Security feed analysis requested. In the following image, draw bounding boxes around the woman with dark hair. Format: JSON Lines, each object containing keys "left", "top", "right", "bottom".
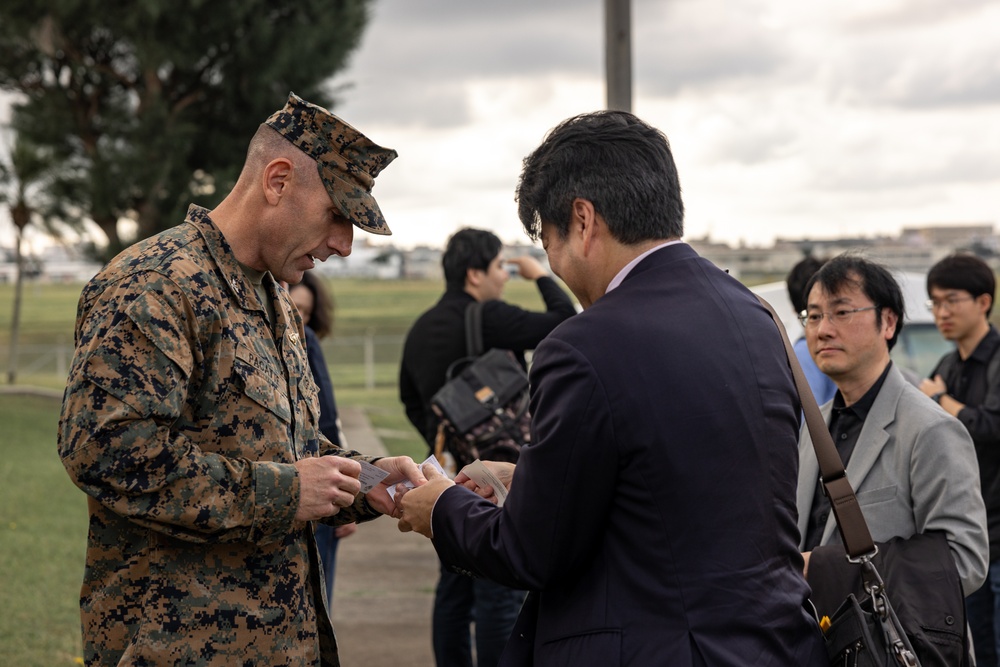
{"left": 289, "top": 271, "right": 357, "bottom": 612}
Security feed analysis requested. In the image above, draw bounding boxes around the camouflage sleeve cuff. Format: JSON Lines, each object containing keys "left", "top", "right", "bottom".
{"left": 249, "top": 461, "right": 299, "bottom": 544}
{"left": 356, "top": 493, "right": 382, "bottom": 524}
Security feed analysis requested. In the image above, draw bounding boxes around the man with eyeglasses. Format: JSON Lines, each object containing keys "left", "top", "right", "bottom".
{"left": 794, "top": 255, "right": 987, "bottom": 656}
{"left": 920, "top": 253, "right": 1000, "bottom": 666}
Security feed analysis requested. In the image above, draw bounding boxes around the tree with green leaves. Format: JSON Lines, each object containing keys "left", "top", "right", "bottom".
{"left": 0, "top": 132, "right": 82, "bottom": 383}
{"left": 0, "top": 0, "right": 373, "bottom": 256}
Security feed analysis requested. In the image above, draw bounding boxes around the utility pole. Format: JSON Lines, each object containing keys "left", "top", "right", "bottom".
{"left": 605, "top": 0, "right": 632, "bottom": 112}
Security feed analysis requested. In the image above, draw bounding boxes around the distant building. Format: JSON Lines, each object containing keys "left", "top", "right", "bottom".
{"left": 312, "top": 241, "right": 402, "bottom": 279}
{"left": 0, "top": 244, "right": 101, "bottom": 284}
{"left": 400, "top": 246, "right": 442, "bottom": 280}
{"left": 901, "top": 223, "right": 994, "bottom": 248}
{"left": 688, "top": 236, "right": 802, "bottom": 282}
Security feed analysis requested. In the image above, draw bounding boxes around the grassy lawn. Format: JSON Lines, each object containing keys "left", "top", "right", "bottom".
{"left": 0, "top": 394, "right": 87, "bottom": 667}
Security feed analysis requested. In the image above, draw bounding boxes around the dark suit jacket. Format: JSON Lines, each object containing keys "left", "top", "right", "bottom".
{"left": 431, "top": 243, "right": 827, "bottom": 666}
{"left": 399, "top": 277, "right": 575, "bottom": 446}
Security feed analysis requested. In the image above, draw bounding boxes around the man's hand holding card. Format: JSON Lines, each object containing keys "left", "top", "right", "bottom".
{"left": 455, "top": 461, "right": 515, "bottom": 506}
{"left": 359, "top": 456, "right": 427, "bottom": 517}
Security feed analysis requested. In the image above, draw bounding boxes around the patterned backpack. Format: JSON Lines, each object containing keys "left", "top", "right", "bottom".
{"left": 430, "top": 302, "right": 531, "bottom": 475}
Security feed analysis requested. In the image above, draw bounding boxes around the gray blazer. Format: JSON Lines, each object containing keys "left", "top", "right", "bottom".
{"left": 797, "top": 365, "right": 989, "bottom": 595}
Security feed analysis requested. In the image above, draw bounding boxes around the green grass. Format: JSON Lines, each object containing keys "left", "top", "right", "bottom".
{"left": 336, "top": 386, "right": 428, "bottom": 461}
{"left": 0, "top": 282, "right": 82, "bottom": 348}
{"left": 0, "top": 394, "right": 87, "bottom": 667}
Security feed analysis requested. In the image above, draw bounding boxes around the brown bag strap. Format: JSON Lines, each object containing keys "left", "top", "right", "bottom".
{"left": 755, "top": 294, "right": 877, "bottom": 559}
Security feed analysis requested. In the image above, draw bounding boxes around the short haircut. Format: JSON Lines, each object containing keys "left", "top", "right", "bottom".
{"left": 787, "top": 256, "right": 826, "bottom": 314}
{"left": 442, "top": 228, "right": 503, "bottom": 290}
{"left": 241, "top": 124, "right": 317, "bottom": 184}
{"left": 292, "top": 271, "right": 334, "bottom": 339}
{"left": 927, "top": 253, "right": 996, "bottom": 317}
{"left": 515, "top": 110, "right": 684, "bottom": 244}
{"left": 805, "top": 254, "right": 905, "bottom": 350}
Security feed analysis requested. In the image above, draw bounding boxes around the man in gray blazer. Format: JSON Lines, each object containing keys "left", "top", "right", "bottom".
{"left": 796, "top": 255, "right": 988, "bottom": 600}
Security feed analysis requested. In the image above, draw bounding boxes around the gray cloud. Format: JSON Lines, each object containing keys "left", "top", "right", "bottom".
{"left": 325, "top": 0, "right": 1000, "bottom": 250}
{"left": 329, "top": 0, "right": 604, "bottom": 127}
{"left": 329, "top": 78, "right": 474, "bottom": 129}
{"left": 634, "top": 0, "right": 790, "bottom": 96}
{"left": 707, "top": 124, "right": 799, "bottom": 166}
{"left": 812, "top": 145, "right": 1000, "bottom": 192}
{"left": 822, "top": 0, "right": 1000, "bottom": 109}
{"left": 833, "top": 47, "right": 1000, "bottom": 109}
{"left": 843, "top": 0, "right": 995, "bottom": 31}
{"left": 347, "top": 0, "right": 601, "bottom": 78}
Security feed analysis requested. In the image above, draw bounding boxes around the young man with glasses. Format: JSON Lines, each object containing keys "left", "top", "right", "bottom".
{"left": 921, "top": 253, "right": 1000, "bottom": 667}
{"left": 795, "top": 255, "right": 987, "bottom": 616}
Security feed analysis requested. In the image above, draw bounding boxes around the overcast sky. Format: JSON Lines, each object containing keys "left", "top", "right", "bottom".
{"left": 3, "top": 0, "right": 999, "bottom": 253}
{"left": 325, "top": 0, "right": 1000, "bottom": 250}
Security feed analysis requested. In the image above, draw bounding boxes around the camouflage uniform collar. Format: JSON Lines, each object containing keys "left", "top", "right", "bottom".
{"left": 184, "top": 204, "right": 264, "bottom": 313}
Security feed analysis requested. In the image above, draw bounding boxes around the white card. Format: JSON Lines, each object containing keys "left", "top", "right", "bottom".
{"left": 462, "top": 459, "right": 509, "bottom": 507}
{"left": 358, "top": 460, "right": 389, "bottom": 494}
{"left": 386, "top": 455, "right": 447, "bottom": 500}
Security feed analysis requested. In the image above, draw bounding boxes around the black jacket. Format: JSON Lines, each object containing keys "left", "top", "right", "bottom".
{"left": 931, "top": 326, "right": 1000, "bottom": 556}
{"left": 399, "top": 277, "right": 575, "bottom": 447}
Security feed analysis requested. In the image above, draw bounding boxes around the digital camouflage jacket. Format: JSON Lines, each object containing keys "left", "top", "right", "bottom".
{"left": 58, "top": 205, "right": 379, "bottom": 666}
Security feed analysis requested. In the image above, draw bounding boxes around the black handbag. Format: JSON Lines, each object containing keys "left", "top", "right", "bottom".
{"left": 430, "top": 302, "right": 531, "bottom": 472}
{"left": 758, "top": 296, "right": 924, "bottom": 667}
{"left": 809, "top": 532, "right": 966, "bottom": 667}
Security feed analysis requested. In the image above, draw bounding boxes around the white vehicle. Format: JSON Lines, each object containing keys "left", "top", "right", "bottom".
{"left": 752, "top": 271, "right": 953, "bottom": 380}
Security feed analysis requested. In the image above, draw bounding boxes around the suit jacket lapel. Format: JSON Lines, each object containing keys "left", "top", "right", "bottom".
{"left": 796, "top": 404, "right": 832, "bottom": 547}
{"left": 819, "top": 366, "right": 903, "bottom": 545}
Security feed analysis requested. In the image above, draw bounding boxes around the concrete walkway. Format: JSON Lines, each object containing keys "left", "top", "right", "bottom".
{"left": 332, "top": 406, "right": 439, "bottom": 666}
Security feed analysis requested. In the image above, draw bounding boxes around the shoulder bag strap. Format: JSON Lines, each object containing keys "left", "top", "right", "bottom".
{"left": 755, "top": 294, "right": 877, "bottom": 559}
{"left": 464, "top": 301, "right": 485, "bottom": 357}
{"left": 987, "top": 337, "right": 1000, "bottom": 387}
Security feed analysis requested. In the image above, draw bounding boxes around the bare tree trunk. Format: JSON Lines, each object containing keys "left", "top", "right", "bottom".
{"left": 7, "top": 225, "right": 24, "bottom": 384}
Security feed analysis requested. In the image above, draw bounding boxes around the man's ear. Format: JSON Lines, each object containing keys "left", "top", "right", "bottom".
{"left": 976, "top": 292, "right": 993, "bottom": 317}
{"left": 465, "top": 267, "right": 483, "bottom": 289}
{"left": 262, "top": 158, "right": 294, "bottom": 205}
{"left": 881, "top": 308, "right": 899, "bottom": 341}
{"left": 571, "top": 198, "right": 599, "bottom": 256}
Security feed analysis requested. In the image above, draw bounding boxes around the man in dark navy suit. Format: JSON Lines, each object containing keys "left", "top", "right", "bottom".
{"left": 396, "top": 111, "right": 827, "bottom": 666}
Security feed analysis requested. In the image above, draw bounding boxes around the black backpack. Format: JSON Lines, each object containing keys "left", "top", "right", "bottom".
{"left": 429, "top": 302, "right": 531, "bottom": 474}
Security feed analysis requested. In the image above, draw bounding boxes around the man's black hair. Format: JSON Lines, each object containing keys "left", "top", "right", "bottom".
{"left": 515, "top": 110, "right": 683, "bottom": 244}
{"left": 442, "top": 228, "right": 502, "bottom": 290}
{"left": 927, "top": 253, "right": 996, "bottom": 317}
{"left": 787, "top": 256, "right": 826, "bottom": 315}
{"left": 805, "top": 254, "right": 905, "bottom": 350}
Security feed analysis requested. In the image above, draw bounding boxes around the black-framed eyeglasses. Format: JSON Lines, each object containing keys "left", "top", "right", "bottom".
{"left": 798, "top": 306, "right": 879, "bottom": 329}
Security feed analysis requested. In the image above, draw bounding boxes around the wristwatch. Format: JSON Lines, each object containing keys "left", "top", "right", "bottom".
{"left": 931, "top": 392, "right": 945, "bottom": 404}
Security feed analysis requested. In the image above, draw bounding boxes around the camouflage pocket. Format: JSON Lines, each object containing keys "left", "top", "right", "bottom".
{"left": 81, "top": 309, "right": 188, "bottom": 419}
{"left": 231, "top": 346, "right": 292, "bottom": 424}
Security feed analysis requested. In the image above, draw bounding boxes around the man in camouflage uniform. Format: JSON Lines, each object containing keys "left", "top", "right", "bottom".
{"left": 58, "top": 93, "right": 423, "bottom": 666}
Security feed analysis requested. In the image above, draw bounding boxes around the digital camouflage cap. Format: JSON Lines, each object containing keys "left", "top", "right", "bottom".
{"left": 265, "top": 92, "right": 398, "bottom": 235}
